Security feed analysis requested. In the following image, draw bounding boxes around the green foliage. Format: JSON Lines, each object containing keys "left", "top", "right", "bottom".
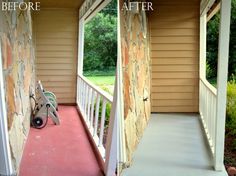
{"left": 84, "top": 69, "right": 115, "bottom": 77}
{"left": 105, "top": 103, "right": 112, "bottom": 126}
{"left": 83, "top": 0, "right": 117, "bottom": 72}
{"left": 86, "top": 76, "right": 115, "bottom": 86}
{"left": 94, "top": 100, "right": 112, "bottom": 127}
{"left": 226, "top": 78, "right": 236, "bottom": 140}
{"left": 206, "top": 0, "right": 236, "bottom": 81}
{"left": 101, "top": 0, "right": 117, "bottom": 16}
{"left": 229, "top": 0, "right": 236, "bottom": 78}
{"left": 206, "top": 12, "right": 220, "bottom": 80}
{"left": 86, "top": 75, "right": 115, "bottom": 95}
{"left": 206, "top": 62, "right": 215, "bottom": 79}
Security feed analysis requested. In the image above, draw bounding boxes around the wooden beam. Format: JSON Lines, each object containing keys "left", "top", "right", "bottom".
{"left": 207, "top": 2, "right": 220, "bottom": 21}
{"left": 200, "top": 0, "right": 216, "bottom": 16}
{"left": 214, "top": 0, "right": 231, "bottom": 171}
{"left": 85, "top": 0, "right": 112, "bottom": 23}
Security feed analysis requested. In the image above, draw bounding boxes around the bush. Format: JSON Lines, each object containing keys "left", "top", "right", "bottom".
{"left": 206, "top": 62, "right": 215, "bottom": 80}
{"left": 206, "top": 0, "right": 236, "bottom": 80}
{"left": 94, "top": 100, "right": 112, "bottom": 127}
{"left": 226, "top": 78, "right": 236, "bottom": 136}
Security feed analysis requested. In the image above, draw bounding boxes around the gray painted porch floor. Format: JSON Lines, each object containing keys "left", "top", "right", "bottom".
{"left": 122, "top": 113, "right": 227, "bottom": 176}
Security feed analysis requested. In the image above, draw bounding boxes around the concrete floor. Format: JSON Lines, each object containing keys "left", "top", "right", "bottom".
{"left": 19, "top": 106, "right": 103, "bottom": 176}
{"left": 122, "top": 113, "right": 228, "bottom": 176}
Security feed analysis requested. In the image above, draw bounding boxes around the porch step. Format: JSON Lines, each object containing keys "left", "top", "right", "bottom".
{"left": 19, "top": 106, "right": 103, "bottom": 176}
{"left": 122, "top": 113, "right": 228, "bottom": 176}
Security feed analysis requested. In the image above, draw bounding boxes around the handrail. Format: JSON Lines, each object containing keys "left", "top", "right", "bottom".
{"left": 199, "top": 78, "right": 217, "bottom": 156}
{"left": 76, "top": 74, "right": 114, "bottom": 160}
{"left": 200, "top": 78, "right": 217, "bottom": 95}
{"left": 78, "top": 74, "right": 113, "bottom": 103}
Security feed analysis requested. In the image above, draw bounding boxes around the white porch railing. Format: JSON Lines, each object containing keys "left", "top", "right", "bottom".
{"left": 77, "top": 74, "right": 113, "bottom": 159}
{"left": 199, "top": 78, "right": 217, "bottom": 155}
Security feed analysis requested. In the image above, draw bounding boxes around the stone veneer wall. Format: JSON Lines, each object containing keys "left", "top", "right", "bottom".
{"left": 0, "top": 6, "right": 35, "bottom": 173}
{"left": 120, "top": 0, "right": 151, "bottom": 166}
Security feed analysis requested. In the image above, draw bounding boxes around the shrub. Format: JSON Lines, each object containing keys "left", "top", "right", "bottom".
{"left": 206, "top": 62, "right": 215, "bottom": 80}
{"left": 93, "top": 100, "right": 112, "bottom": 127}
{"left": 226, "top": 78, "right": 236, "bottom": 137}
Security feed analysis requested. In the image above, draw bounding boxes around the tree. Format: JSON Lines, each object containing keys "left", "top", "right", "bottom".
{"left": 83, "top": 0, "right": 117, "bottom": 73}
{"left": 207, "top": 0, "right": 236, "bottom": 80}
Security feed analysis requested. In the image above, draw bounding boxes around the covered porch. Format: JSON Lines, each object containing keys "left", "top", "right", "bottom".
{"left": 119, "top": 0, "right": 231, "bottom": 175}
{"left": 123, "top": 114, "right": 228, "bottom": 176}
{"left": 19, "top": 106, "right": 104, "bottom": 176}
{"left": 27, "top": 0, "right": 118, "bottom": 175}
{"left": 0, "top": 0, "right": 117, "bottom": 176}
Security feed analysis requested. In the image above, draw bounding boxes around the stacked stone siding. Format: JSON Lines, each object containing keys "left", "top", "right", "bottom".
{"left": 0, "top": 6, "right": 35, "bottom": 173}
{"left": 120, "top": 0, "right": 151, "bottom": 165}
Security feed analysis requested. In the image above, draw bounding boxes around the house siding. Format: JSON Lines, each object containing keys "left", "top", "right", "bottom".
{"left": 34, "top": 9, "right": 78, "bottom": 104}
{"left": 150, "top": 0, "right": 200, "bottom": 112}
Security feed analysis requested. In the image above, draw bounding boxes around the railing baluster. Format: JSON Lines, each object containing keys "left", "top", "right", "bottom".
{"left": 206, "top": 90, "right": 209, "bottom": 134}
{"left": 84, "top": 85, "right": 89, "bottom": 121}
{"left": 99, "top": 98, "right": 107, "bottom": 147}
{"left": 90, "top": 91, "right": 96, "bottom": 130}
{"left": 80, "top": 78, "right": 83, "bottom": 107}
{"left": 87, "top": 87, "right": 92, "bottom": 125}
{"left": 76, "top": 75, "right": 113, "bottom": 160}
{"left": 200, "top": 81, "right": 202, "bottom": 115}
{"left": 199, "top": 78, "right": 217, "bottom": 157}
{"left": 213, "top": 98, "right": 216, "bottom": 151}
{"left": 83, "top": 83, "right": 86, "bottom": 115}
{"left": 210, "top": 94, "right": 214, "bottom": 146}
{"left": 82, "top": 81, "right": 85, "bottom": 112}
{"left": 94, "top": 94, "right": 101, "bottom": 137}
{"left": 77, "top": 77, "right": 79, "bottom": 104}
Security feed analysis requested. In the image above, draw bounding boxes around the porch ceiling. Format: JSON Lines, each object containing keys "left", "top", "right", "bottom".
{"left": 31, "top": 0, "right": 84, "bottom": 9}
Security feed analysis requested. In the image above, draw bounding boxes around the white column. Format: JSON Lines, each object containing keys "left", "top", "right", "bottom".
{"left": 78, "top": 18, "right": 85, "bottom": 76}
{"left": 0, "top": 43, "right": 14, "bottom": 175}
{"left": 199, "top": 14, "right": 207, "bottom": 80}
{"left": 214, "top": 0, "right": 231, "bottom": 171}
{"left": 105, "top": 77, "right": 118, "bottom": 176}
{"left": 117, "top": 0, "right": 127, "bottom": 167}
{"left": 76, "top": 17, "right": 85, "bottom": 107}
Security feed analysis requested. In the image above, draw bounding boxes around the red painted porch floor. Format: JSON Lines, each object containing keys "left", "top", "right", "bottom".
{"left": 19, "top": 106, "right": 103, "bottom": 176}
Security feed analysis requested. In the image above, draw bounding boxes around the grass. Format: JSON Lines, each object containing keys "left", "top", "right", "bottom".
{"left": 84, "top": 69, "right": 115, "bottom": 77}
{"left": 86, "top": 76, "right": 115, "bottom": 86}
{"left": 86, "top": 76, "right": 115, "bottom": 95}
{"left": 84, "top": 70, "right": 115, "bottom": 95}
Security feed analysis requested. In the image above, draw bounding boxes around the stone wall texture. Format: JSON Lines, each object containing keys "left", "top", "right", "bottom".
{"left": 0, "top": 6, "right": 35, "bottom": 173}
{"left": 120, "top": 0, "right": 151, "bottom": 166}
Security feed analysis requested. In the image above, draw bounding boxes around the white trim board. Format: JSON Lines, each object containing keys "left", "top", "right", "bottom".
{"left": 117, "top": 0, "right": 126, "bottom": 166}
{"left": 214, "top": 0, "right": 231, "bottom": 171}
{"left": 0, "top": 42, "right": 14, "bottom": 175}
{"left": 77, "top": 0, "right": 112, "bottom": 76}
{"left": 84, "top": 0, "right": 112, "bottom": 23}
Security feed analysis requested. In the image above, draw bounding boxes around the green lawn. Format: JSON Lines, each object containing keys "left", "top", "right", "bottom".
{"left": 86, "top": 76, "right": 115, "bottom": 95}
{"left": 86, "top": 76, "right": 115, "bottom": 86}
